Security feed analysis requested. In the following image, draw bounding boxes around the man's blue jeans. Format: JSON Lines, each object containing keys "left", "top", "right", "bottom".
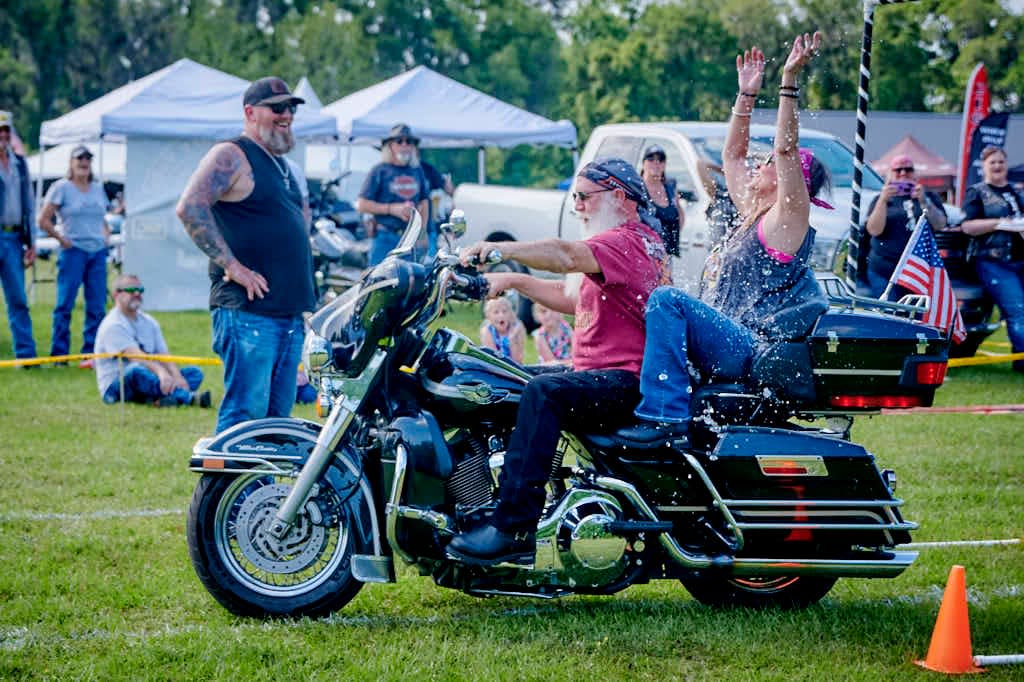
{"left": 0, "top": 233, "right": 36, "bottom": 359}
{"left": 211, "top": 308, "right": 304, "bottom": 433}
{"left": 635, "top": 286, "right": 757, "bottom": 423}
{"left": 369, "top": 229, "right": 401, "bottom": 266}
{"left": 976, "top": 257, "right": 1024, "bottom": 371}
{"left": 50, "top": 246, "right": 108, "bottom": 357}
{"left": 102, "top": 365, "right": 203, "bottom": 405}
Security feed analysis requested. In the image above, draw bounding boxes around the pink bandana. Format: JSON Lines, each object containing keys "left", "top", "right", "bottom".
{"left": 799, "top": 148, "right": 834, "bottom": 210}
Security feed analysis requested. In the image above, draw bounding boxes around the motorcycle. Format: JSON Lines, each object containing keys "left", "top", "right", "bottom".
{"left": 308, "top": 174, "right": 370, "bottom": 302}
{"left": 186, "top": 210, "right": 949, "bottom": 618}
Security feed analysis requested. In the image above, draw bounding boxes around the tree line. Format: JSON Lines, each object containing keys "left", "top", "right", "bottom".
{"left": 1, "top": 0, "right": 1021, "bottom": 187}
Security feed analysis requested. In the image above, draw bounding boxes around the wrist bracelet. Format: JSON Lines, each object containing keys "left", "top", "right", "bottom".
{"left": 779, "top": 84, "right": 799, "bottom": 91}
{"left": 740, "top": 92, "right": 757, "bottom": 98}
{"left": 731, "top": 108, "right": 752, "bottom": 118}
{"left": 779, "top": 92, "right": 799, "bottom": 99}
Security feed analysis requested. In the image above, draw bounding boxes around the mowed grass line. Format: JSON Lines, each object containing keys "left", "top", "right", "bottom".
{"left": 2, "top": 261, "right": 1022, "bottom": 680}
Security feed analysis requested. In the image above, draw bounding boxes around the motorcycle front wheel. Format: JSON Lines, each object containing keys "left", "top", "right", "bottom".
{"left": 186, "top": 471, "right": 366, "bottom": 618}
{"left": 680, "top": 574, "right": 837, "bottom": 609}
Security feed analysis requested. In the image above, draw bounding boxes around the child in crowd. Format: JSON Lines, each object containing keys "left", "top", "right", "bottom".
{"left": 531, "top": 302, "right": 573, "bottom": 365}
{"left": 479, "top": 296, "right": 525, "bottom": 363}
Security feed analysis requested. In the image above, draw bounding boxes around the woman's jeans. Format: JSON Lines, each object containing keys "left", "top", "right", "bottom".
{"left": 976, "top": 257, "right": 1024, "bottom": 371}
{"left": 211, "top": 308, "right": 304, "bottom": 433}
{"left": 635, "top": 286, "right": 757, "bottom": 423}
{"left": 50, "top": 246, "right": 108, "bottom": 357}
{"left": 102, "top": 365, "right": 203, "bottom": 405}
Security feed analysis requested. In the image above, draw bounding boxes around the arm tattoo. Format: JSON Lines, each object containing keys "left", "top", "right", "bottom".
{"left": 179, "top": 145, "right": 244, "bottom": 268}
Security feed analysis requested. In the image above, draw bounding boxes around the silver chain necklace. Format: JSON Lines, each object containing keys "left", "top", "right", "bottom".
{"left": 250, "top": 137, "right": 291, "bottom": 190}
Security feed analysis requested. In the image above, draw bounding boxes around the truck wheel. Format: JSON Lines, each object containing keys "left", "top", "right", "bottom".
{"left": 483, "top": 260, "right": 537, "bottom": 331}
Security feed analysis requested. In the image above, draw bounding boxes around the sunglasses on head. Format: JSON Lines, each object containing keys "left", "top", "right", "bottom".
{"left": 892, "top": 166, "right": 914, "bottom": 174}
{"left": 572, "top": 187, "right": 615, "bottom": 202}
{"left": 117, "top": 286, "right": 145, "bottom": 294}
{"left": 260, "top": 102, "right": 297, "bottom": 115}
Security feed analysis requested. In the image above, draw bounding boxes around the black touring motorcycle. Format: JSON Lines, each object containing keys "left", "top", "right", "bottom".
{"left": 186, "top": 211, "right": 950, "bottom": 618}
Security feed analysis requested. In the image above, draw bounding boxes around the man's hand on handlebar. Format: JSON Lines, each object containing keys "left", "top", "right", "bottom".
{"left": 482, "top": 272, "right": 518, "bottom": 299}
{"left": 459, "top": 240, "right": 504, "bottom": 268}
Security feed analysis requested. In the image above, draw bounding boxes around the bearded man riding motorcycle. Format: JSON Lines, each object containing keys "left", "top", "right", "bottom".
{"left": 447, "top": 158, "right": 672, "bottom": 566}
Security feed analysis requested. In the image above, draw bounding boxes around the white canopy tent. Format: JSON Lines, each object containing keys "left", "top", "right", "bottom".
{"left": 27, "top": 142, "right": 127, "bottom": 183}
{"left": 321, "top": 66, "right": 577, "bottom": 182}
{"left": 38, "top": 59, "right": 338, "bottom": 310}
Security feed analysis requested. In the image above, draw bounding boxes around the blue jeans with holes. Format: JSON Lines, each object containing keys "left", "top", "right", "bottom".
{"left": 50, "top": 246, "right": 108, "bottom": 357}
{"left": 0, "top": 233, "right": 36, "bottom": 359}
{"left": 211, "top": 308, "right": 304, "bottom": 433}
{"left": 634, "top": 286, "right": 757, "bottom": 423}
{"left": 976, "top": 257, "right": 1024, "bottom": 371}
{"left": 102, "top": 365, "right": 203, "bottom": 405}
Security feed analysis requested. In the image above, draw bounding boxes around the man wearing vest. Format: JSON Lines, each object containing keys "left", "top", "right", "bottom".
{"left": 0, "top": 110, "right": 37, "bottom": 364}
{"left": 176, "top": 78, "right": 316, "bottom": 433}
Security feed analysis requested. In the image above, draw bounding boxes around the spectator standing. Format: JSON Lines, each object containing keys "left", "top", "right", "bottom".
{"left": 640, "top": 144, "right": 686, "bottom": 255}
{"left": 0, "top": 110, "right": 37, "bottom": 363}
{"left": 94, "top": 273, "right": 210, "bottom": 408}
{"left": 415, "top": 144, "right": 455, "bottom": 258}
{"left": 176, "top": 77, "right": 316, "bottom": 432}
{"left": 960, "top": 146, "right": 1024, "bottom": 373}
{"left": 356, "top": 124, "right": 430, "bottom": 265}
{"left": 864, "top": 153, "right": 947, "bottom": 299}
{"left": 39, "top": 145, "right": 110, "bottom": 368}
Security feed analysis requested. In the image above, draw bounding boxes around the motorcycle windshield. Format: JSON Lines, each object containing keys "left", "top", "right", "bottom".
{"left": 307, "top": 284, "right": 362, "bottom": 342}
{"left": 389, "top": 210, "right": 423, "bottom": 260}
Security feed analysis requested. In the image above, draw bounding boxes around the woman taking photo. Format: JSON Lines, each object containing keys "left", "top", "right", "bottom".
{"left": 629, "top": 32, "right": 830, "bottom": 436}
{"left": 39, "top": 145, "right": 110, "bottom": 367}
{"left": 640, "top": 144, "right": 685, "bottom": 255}
{"left": 961, "top": 145, "right": 1024, "bottom": 373}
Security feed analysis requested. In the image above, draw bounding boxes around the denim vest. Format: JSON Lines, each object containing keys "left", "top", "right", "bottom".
{"left": 967, "top": 182, "right": 1024, "bottom": 263}
{"left": 0, "top": 152, "right": 34, "bottom": 247}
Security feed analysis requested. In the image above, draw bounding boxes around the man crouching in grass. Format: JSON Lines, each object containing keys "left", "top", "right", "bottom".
{"left": 93, "top": 273, "right": 211, "bottom": 408}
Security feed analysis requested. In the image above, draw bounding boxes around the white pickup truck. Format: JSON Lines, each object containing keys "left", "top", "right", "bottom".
{"left": 453, "top": 121, "right": 884, "bottom": 294}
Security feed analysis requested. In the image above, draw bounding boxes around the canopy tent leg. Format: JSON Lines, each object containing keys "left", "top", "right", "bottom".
{"left": 477, "top": 147, "right": 486, "bottom": 184}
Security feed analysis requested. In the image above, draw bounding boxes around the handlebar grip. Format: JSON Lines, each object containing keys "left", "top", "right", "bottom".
{"left": 466, "top": 249, "right": 503, "bottom": 266}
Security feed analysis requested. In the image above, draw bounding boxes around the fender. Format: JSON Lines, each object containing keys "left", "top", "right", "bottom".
{"left": 189, "top": 417, "right": 385, "bottom": 561}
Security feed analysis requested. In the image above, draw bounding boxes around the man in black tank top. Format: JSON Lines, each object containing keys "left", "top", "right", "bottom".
{"left": 176, "top": 77, "right": 316, "bottom": 433}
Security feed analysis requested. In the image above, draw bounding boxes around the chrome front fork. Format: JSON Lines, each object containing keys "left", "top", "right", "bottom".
{"left": 267, "top": 350, "right": 387, "bottom": 540}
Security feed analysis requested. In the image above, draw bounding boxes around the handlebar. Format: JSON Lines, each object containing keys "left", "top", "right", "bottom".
{"left": 463, "top": 248, "right": 503, "bottom": 266}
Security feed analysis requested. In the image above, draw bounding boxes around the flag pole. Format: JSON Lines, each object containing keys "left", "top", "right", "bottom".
{"left": 880, "top": 215, "right": 927, "bottom": 301}
{"left": 847, "top": 0, "right": 920, "bottom": 291}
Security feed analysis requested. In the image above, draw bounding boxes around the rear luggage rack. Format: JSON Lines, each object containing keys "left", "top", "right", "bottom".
{"left": 817, "top": 273, "right": 928, "bottom": 318}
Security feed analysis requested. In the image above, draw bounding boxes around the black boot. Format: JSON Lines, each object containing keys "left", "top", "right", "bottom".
{"left": 446, "top": 523, "right": 534, "bottom": 567}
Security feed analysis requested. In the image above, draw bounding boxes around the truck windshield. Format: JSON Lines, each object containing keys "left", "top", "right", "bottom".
{"left": 689, "top": 135, "right": 884, "bottom": 191}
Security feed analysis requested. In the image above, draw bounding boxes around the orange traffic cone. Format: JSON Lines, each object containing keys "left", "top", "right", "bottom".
{"left": 915, "top": 565, "right": 985, "bottom": 674}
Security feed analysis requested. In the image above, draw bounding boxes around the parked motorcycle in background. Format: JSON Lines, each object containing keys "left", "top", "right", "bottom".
{"left": 186, "top": 210, "right": 949, "bottom": 619}
{"left": 308, "top": 173, "right": 371, "bottom": 303}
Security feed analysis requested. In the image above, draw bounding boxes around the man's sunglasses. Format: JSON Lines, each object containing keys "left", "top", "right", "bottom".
{"left": 645, "top": 154, "right": 666, "bottom": 163}
{"left": 892, "top": 166, "right": 914, "bottom": 174}
{"left": 259, "top": 102, "right": 298, "bottom": 115}
{"left": 117, "top": 286, "right": 145, "bottom": 294}
{"left": 391, "top": 138, "right": 415, "bottom": 145}
{"left": 572, "top": 187, "right": 615, "bottom": 202}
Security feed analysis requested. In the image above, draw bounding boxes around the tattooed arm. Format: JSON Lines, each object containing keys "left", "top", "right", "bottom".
{"left": 176, "top": 142, "right": 268, "bottom": 300}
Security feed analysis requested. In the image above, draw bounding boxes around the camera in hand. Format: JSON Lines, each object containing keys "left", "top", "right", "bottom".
{"left": 893, "top": 181, "right": 915, "bottom": 197}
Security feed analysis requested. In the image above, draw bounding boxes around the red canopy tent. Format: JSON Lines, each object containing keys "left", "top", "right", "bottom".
{"left": 872, "top": 135, "right": 956, "bottom": 195}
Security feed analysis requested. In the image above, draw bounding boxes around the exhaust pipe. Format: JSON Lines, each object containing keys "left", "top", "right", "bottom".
{"left": 729, "top": 551, "right": 918, "bottom": 578}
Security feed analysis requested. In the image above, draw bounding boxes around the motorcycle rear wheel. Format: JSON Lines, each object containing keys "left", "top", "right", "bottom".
{"left": 680, "top": 574, "right": 837, "bottom": 609}
{"left": 186, "top": 471, "right": 365, "bottom": 618}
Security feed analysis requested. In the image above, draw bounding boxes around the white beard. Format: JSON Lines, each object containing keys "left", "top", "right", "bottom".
{"left": 565, "top": 195, "right": 623, "bottom": 300}
{"left": 257, "top": 123, "right": 295, "bottom": 155}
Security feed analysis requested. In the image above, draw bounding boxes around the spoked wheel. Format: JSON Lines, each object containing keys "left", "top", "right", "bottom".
{"left": 680, "top": 574, "right": 837, "bottom": 609}
{"left": 186, "top": 470, "right": 366, "bottom": 618}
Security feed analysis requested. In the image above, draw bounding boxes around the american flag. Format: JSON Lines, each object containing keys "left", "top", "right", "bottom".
{"left": 890, "top": 217, "right": 967, "bottom": 343}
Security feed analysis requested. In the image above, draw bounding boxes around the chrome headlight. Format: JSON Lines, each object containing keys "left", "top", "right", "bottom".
{"left": 302, "top": 331, "right": 331, "bottom": 389}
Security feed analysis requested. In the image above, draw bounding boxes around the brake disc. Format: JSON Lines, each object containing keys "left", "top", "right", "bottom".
{"left": 234, "top": 483, "right": 327, "bottom": 573}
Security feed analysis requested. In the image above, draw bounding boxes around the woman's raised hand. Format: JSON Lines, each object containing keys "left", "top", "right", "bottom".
{"left": 736, "top": 47, "right": 765, "bottom": 94}
{"left": 782, "top": 31, "right": 822, "bottom": 78}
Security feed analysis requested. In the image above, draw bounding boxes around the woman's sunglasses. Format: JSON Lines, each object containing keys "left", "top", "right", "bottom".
{"left": 892, "top": 166, "right": 914, "bottom": 174}
{"left": 645, "top": 154, "right": 666, "bottom": 163}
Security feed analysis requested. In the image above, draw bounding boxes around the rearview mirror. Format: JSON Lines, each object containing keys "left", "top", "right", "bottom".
{"left": 440, "top": 209, "right": 467, "bottom": 239}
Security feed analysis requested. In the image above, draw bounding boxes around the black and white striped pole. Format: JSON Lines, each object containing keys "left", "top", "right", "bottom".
{"left": 846, "top": 0, "right": 919, "bottom": 290}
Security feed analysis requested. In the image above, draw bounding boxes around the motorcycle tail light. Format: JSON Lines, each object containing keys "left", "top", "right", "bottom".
{"left": 915, "top": 361, "right": 948, "bottom": 385}
{"left": 831, "top": 395, "right": 922, "bottom": 409}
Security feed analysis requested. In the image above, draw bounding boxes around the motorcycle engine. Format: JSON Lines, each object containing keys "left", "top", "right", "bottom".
{"left": 534, "top": 487, "right": 630, "bottom": 589}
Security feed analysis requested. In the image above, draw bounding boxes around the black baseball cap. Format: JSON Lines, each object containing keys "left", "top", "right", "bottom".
{"left": 71, "top": 145, "right": 93, "bottom": 160}
{"left": 243, "top": 77, "right": 305, "bottom": 107}
{"left": 382, "top": 123, "right": 420, "bottom": 145}
{"left": 643, "top": 144, "right": 667, "bottom": 160}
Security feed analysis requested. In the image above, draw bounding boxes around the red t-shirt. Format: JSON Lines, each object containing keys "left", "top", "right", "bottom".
{"left": 573, "top": 222, "right": 671, "bottom": 374}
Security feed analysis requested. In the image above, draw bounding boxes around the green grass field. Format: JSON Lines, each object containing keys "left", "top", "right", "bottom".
{"left": 1, "top": 261, "right": 1021, "bottom": 680}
